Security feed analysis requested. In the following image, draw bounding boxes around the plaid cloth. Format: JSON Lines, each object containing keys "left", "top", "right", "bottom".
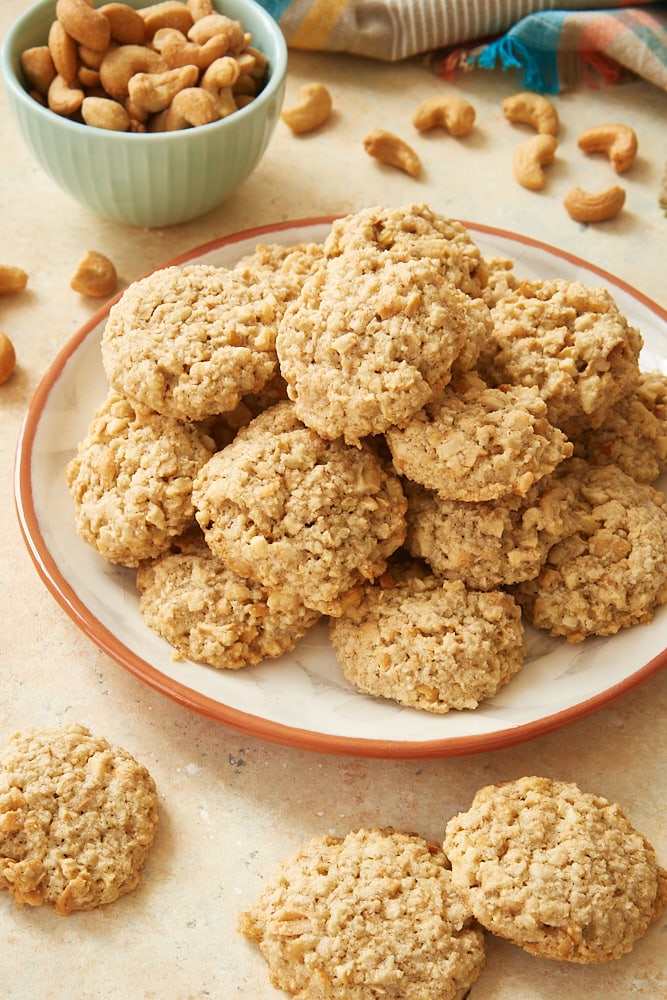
{"left": 258, "top": 1, "right": 667, "bottom": 92}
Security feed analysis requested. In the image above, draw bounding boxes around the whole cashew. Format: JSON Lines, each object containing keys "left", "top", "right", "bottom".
{"left": 512, "top": 134, "right": 558, "bottom": 190}
{"left": 99, "top": 44, "right": 166, "bottom": 99}
{"left": 48, "top": 19, "right": 79, "bottom": 85}
{"left": 152, "top": 27, "right": 229, "bottom": 70}
{"left": 127, "top": 65, "right": 200, "bottom": 119}
{"left": 81, "top": 95, "right": 131, "bottom": 130}
{"left": 55, "top": 0, "right": 112, "bottom": 53}
{"left": 164, "top": 87, "right": 220, "bottom": 129}
{"left": 363, "top": 128, "right": 421, "bottom": 177}
{"left": 412, "top": 95, "right": 475, "bottom": 137}
{"left": 187, "top": 0, "right": 214, "bottom": 18}
{"left": 0, "top": 332, "right": 16, "bottom": 386}
{"left": 577, "top": 123, "right": 638, "bottom": 174}
{"left": 563, "top": 185, "right": 626, "bottom": 223}
{"left": 70, "top": 250, "right": 118, "bottom": 297}
{"left": 139, "top": 1, "right": 194, "bottom": 40}
{"left": 201, "top": 56, "right": 242, "bottom": 91}
{"left": 502, "top": 92, "right": 559, "bottom": 136}
{"left": 0, "top": 265, "right": 28, "bottom": 295}
{"left": 47, "top": 73, "right": 84, "bottom": 116}
{"left": 280, "top": 82, "right": 332, "bottom": 134}
{"left": 187, "top": 13, "right": 246, "bottom": 55}
{"left": 20, "top": 46, "right": 56, "bottom": 97}
{"left": 99, "top": 3, "right": 146, "bottom": 45}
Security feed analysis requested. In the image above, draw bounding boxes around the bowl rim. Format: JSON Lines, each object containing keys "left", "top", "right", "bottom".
{"left": 0, "top": 0, "right": 288, "bottom": 141}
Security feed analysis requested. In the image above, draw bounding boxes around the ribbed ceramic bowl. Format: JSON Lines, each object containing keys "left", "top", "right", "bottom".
{"left": 1, "top": 0, "right": 287, "bottom": 227}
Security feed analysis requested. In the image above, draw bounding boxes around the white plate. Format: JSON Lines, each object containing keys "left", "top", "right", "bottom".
{"left": 14, "top": 218, "right": 667, "bottom": 758}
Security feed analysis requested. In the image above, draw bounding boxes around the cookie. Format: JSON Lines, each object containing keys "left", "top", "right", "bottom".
{"left": 386, "top": 371, "right": 572, "bottom": 501}
{"left": 136, "top": 533, "right": 321, "bottom": 669}
{"left": 276, "top": 248, "right": 491, "bottom": 445}
{"left": 65, "top": 390, "right": 215, "bottom": 567}
{"left": 234, "top": 241, "right": 324, "bottom": 314}
{"left": 404, "top": 474, "right": 575, "bottom": 590}
{"left": 101, "top": 264, "right": 280, "bottom": 421}
{"left": 444, "top": 776, "right": 667, "bottom": 963}
{"left": 238, "top": 826, "right": 486, "bottom": 1000}
{"left": 481, "top": 254, "right": 519, "bottom": 307}
{"left": 329, "top": 573, "right": 525, "bottom": 712}
{"left": 192, "top": 401, "right": 407, "bottom": 617}
{"left": 0, "top": 724, "right": 158, "bottom": 915}
{"left": 478, "top": 279, "right": 643, "bottom": 433}
{"left": 511, "top": 458, "right": 667, "bottom": 640}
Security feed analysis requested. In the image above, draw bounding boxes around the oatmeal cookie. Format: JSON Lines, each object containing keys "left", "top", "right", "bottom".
{"left": 136, "top": 534, "right": 321, "bottom": 669}
{"left": 0, "top": 724, "right": 158, "bottom": 915}
{"left": 386, "top": 371, "right": 572, "bottom": 501}
{"left": 478, "top": 279, "right": 643, "bottom": 433}
{"left": 234, "top": 241, "right": 324, "bottom": 314}
{"left": 329, "top": 574, "right": 525, "bottom": 713}
{"left": 481, "top": 255, "right": 519, "bottom": 307}
{"left": 238, "top": 826, "right": 486, "bottom": 1000}
{"left": 404, "top": 474, "right": 575, "bottom": 590}
{"left": 277, "top": 249, "right": 491, "bottom": 445}
{"left": 101, "top": 264, "right": 280, "bottom": 422}
{"left": 443, "top": 776, "right": 667, "bottom": 963}
{"left": 65, "top": 391, "right": 214, "bottom": 567}
{"left": 571, "top": 369, "right": 667, "bottom": 483}
{"left": 512, "top": 458, "right": 667, "bottom": 640}
{"left": 192, "top": 401, "right": 407, "bottom": 617}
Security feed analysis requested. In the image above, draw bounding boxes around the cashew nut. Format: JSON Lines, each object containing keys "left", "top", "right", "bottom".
{"left": 20, "top": 46, "right": 56, "bottom": 97}
{"left": 81, "top": 95, "right": 131, "bottom": 130}
{"left": 502, "top": 91, "right": 559, "bottom": 136}
{"left": 99, "top": 3, "right": 146, "bottom": 45}
{"left": 152, "top": 26, "right": 229, "bottom": 70}
{"left": 0, "top": 332, "right": 16, "bottom": 386}
{"left": 0, "top": 265, "right": 28, "bottom": 295}
{"left": 577, "top": 123, "right": 638, "bottom": 174}
{"left": 187, "top": 13, "right": 246, "bottom": 55}
{"left": 412, "top": 95, "right": 475, "bottom": 137}
{"left": 280, "top": 83, "right": 332, "bottom": 134}
{"left": 70, "top": 250, "right": 118, "bottom": 298}
{"left": 55, "top": 0, "right": 112, "bottom": 53}
{"left": 363, "top": 128, "right": 421, "bottom": 177}
{"left": 512, "top": 134, "right": 557, "bottom": 190}
{"left": 164, "top": 87, "right": 220, "bottom": 129}
{"left": 99, "top": 44, "right": 166, "bottom": 100}
{"left": 48, "top": 19, "right": 79, "bottom": 84}
{"left": 139, "top": 0, "right": 194, "bottom": 40}
{"left": 48, "top": 73, "right": 85, "bottom": 116}
{"left": 563, "top": 184, "right": 626, "bottom": 223}
{"left": 127, "top": 65, "right": 200, "bottom": 119}
{"left": 187, "top": 0, "right": 214, "bottom": 18}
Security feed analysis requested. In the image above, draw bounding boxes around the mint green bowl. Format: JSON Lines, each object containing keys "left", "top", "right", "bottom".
{"left": 1, "top": 0, "right": 287, "bottom": 227}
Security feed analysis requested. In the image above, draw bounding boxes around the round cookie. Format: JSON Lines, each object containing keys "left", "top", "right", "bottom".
{"left": 234, "top": 241, "right": 324, "bottom": 314}
{"left": 192, "top": 401, "right": 407, "bottom": 617}
{"left": 404, "top": 474, "right": 575, "bottom": 590}
{"left": 101, "top": 264, "right": 280, "bottom": 421}
{"left": 136, "top": 534, "right": 321, "bottom": 669}
{"left": 512, "top": 458, "right": 667, "bottom": 640}
{"left": 276, "top": 249, "right": 491, "bottom": 445}
{"left": 443, "top": 776, "right": 667, "bottom": 964}
{"left": 329, "top": 573, "right": 525, "bottom": 713}
{"left": 65, "top": 391, "right": 215, "bottom": 567}
{"left": 238, "top": 826, "right": 486, "bottom": 1000}
{"left": 386, "top": 371, "right": 572, "bottom": 501}
{"left": 478, "top": 278, "right": 643, "bottom": 434}
{"left": 0, "top": 724, "right": 158, "bottom": 915}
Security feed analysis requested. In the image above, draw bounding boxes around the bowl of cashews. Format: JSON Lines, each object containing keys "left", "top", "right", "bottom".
{"left": 1, "top": 0, "right": 287, "bottom": 227}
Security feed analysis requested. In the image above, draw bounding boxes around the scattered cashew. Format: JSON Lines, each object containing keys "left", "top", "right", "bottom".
{"left": 81, "top": 95, "right": 131, "bottom": 131}
{"left": 70, "top": 250, "right": 118, "bottom": 298}
{"left": 281, "top": 83, "right": 332, "bottom": 134}
{"left": 363, "top": 128, "right": 421, "bottom": 177}
{"left": 0, "top": 332, "right": 16, "bottom": 386}
{"left": 55, "top": 0, "right": 111, "bottom": 53}
{"left": 512, "top": 134, "right": 558, "bottom": 191}
{"left": 20, "top": 46, "right": 56, "bottom": 97}
{"left": 412, "top": 95, "right": 475, "bottom": 137}
{"left": 577, "top": 123, "right": 638, "bottom": 174}
{"left": 164, "top": 87, "right": 220, "bottom": 129}
{"left": 563, "top": 184, "right": 626, "bottom": 223}
{"left": 502, "top": 92, "right": 559, "bottom": 136}
{"left": 99, "top": 3, "right": 147, "bottom": 45}
{"left": 0, "top": 265, "right": 28, "bottom": 295}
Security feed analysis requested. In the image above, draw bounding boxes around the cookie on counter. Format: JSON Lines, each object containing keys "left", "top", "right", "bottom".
{"left": 329, "top": 572, "right": 525, "bottom": 713}
{"left": 238, "top": 826, "right": 486, "bottom": 1000}
{"left": 478, "top": 278, "right": 643, "bottom": 434}
{"left": 0, "top": 724, "right": 158, "bottom": 915}
{"left": 512, "top": 458, "right": 667, "bottom": 640}
{"left": 65, "top": 390, "right": 215, "bottom": 567}
{"left": 404, "top": 474, "right": 575, "bottom": 590}
{"left": 101, "top": 264, "right": 281, "bottom": 422}
{"left": 443, "top": 776, "right": 667, "bottom": 964}
{"left": 136, "top": 532, "right": 321, "bottom": 669}
{"left": 192, "top": 401, "right": 407, "bottom": 617}
{"left": 386, "top": 371, "right": 572, "bottom": 501}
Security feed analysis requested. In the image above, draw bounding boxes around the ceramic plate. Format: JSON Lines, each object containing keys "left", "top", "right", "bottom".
{"left": 14, "top": 218, "right": 667, "bottom": 758}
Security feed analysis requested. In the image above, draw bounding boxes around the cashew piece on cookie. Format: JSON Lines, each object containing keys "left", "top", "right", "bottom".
{"left": 363, "top": 129, "right": 421, "bottom": 177}
{"left": 412, "top": 95, "right": 475, "bottom": 137}
{"left": 512, "top": 134, "right": 557, "bottom": 190}
{"left": 503, "top": 92, "right": 559, "bottom": 135}
{"left": 281, "top": 83, "right": 332, "bottom": 134}
{"left": 577, "top": 123, "right": 638, "bottom": 174}
{"left": 563, "top": 185, "right": 626, "bottom": 223}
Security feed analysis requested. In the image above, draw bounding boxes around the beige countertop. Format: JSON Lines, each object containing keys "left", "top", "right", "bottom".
{"left": 1, "top": 2, "right": 667, "bottom": 996}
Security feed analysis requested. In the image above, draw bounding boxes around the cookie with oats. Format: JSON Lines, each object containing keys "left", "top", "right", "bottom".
{"left": 444, "top": 776, "right": 667, "bottom": 964}
{"left": 512, "top": 458, "right": 667, "bottom": 640}
{"left": 65, "top": 390, "right": 215, "bottom": 567}
{"left": 136, "top": 533, "right": 321, "bottom": 669}
{"left": 404, "top": 474, "right": 575, "bottom": 591}
{"left": 329, "top": 573, "right": 525, "bottom": 713}
{"left": 0, "top": 724, "right": 158, "bottom": 915}
{"left": 101, "top": 264, "right": 280, "bottom": 422}
{"left": 386, "top": 371, "right": 572, "bottom": 501}
{"left": 234, "top": 241, "right": 324, "bottom": 314}
{"left": 238, "top": 826, "right": 486, "bottom": 1000}
{"left": 479, "top": 278, "right": 643, "bottom": 434}
{"left": 192, "top": 401, "right": 407, "bottom": 617}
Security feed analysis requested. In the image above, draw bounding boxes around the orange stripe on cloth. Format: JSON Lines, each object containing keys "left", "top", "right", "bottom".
{"left": 289, "top": 0, "right": 352, "bottom": 49}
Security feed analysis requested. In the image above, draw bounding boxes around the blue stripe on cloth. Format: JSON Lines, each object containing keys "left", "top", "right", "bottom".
{"left": 255, "top": 0, "right": 292, "bottom": 19}
{"left": 476, "top": 12, "right": 570, "bottom": 93}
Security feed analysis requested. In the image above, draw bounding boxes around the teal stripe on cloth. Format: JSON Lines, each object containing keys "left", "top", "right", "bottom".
{"left": 255, "top": 0, "right": 292, "bottom": 19}
{"left": 476, "top": 12, "right": 570, "bottom": 92}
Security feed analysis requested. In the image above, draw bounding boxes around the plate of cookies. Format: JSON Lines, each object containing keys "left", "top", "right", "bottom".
{"left": 15, "top": 204, "right": 667, "bottom": 758}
